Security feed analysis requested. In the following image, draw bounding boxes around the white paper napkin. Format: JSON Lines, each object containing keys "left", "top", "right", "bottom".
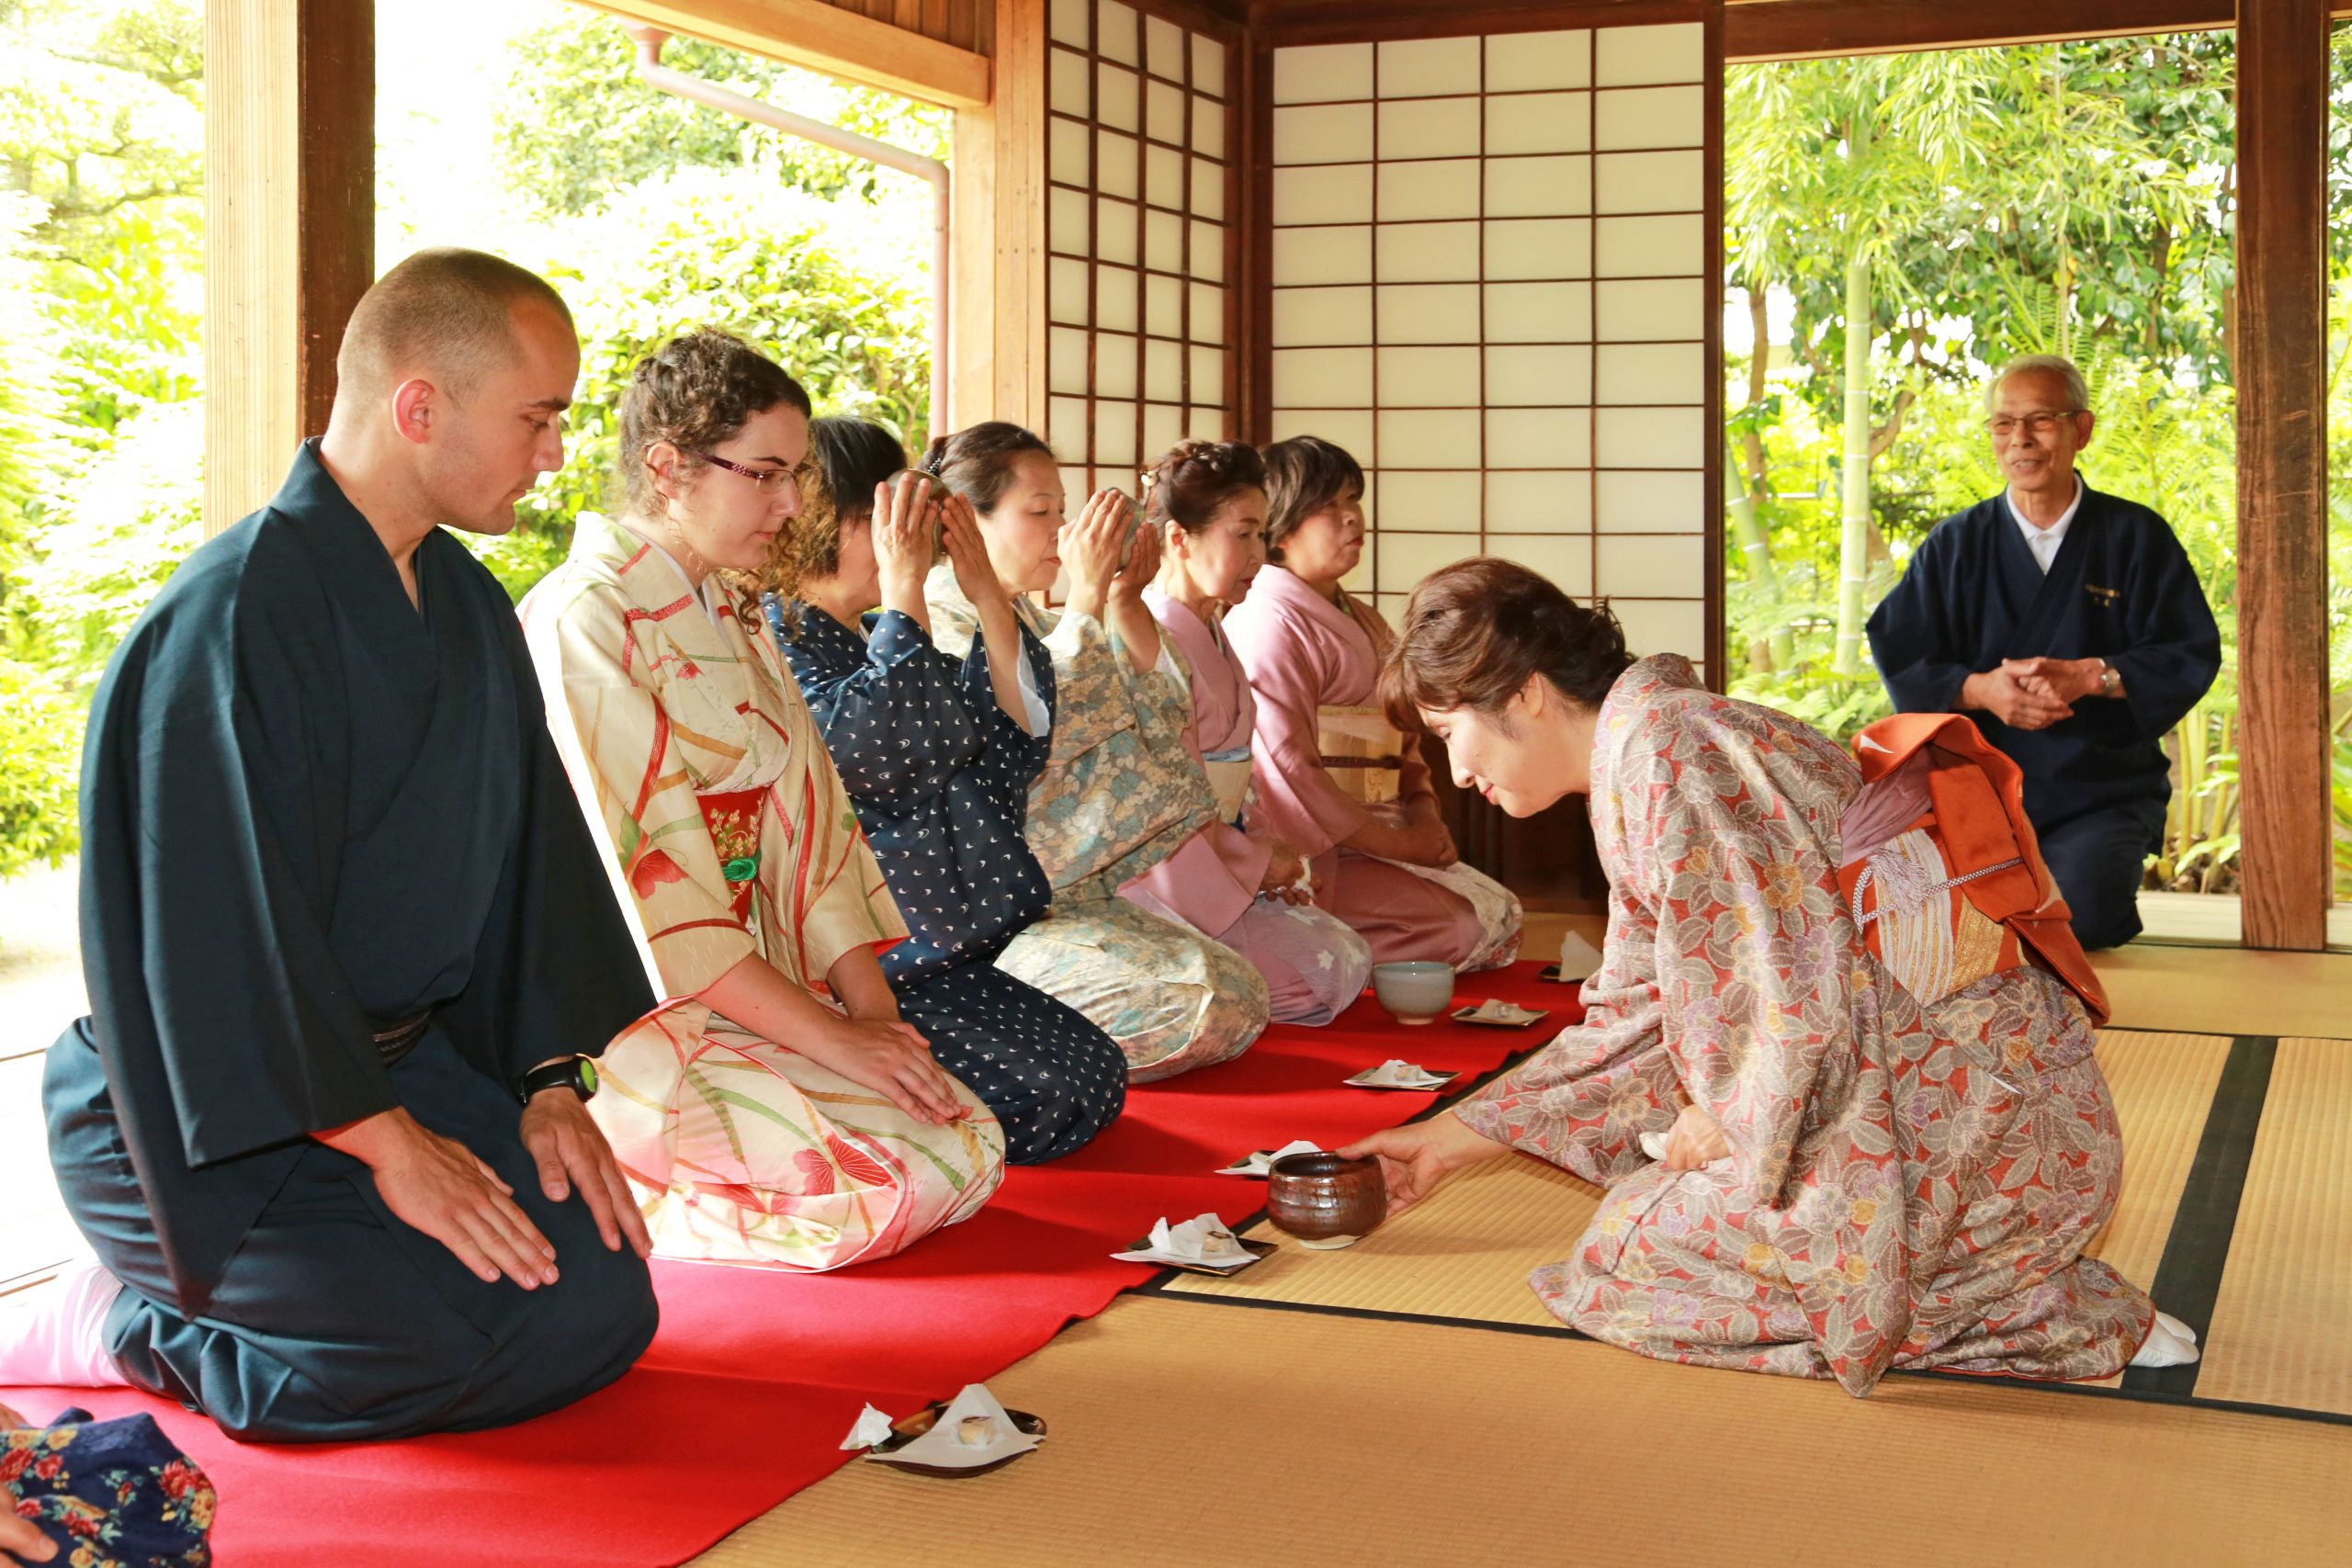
{"left": 1458, "top": 998, "right": 1543, "bottom": 1025}
{"left": 865, "top": 1382, "right": 1040, "bottom": 1469}
{"left": 1216, "top": 1138, "right": 1321, "bottom": 1176}
{"left": 1639, "top": 1131, "right": 1731, "bottom": 1172}
{"left": 839, "top": 1403, "right": 897, "bottom": 1450}
{"left": 1110, "top": 1212, "right": 1261, "bottom": 1269}
{"left": 1556, "top": 929, "right": 1603, "bottom": 980}
{"left": 1347, "top": 1057, "right": 1451, "bottom": 1089}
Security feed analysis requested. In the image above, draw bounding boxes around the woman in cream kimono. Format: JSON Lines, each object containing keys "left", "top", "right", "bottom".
{"left": 520, "top": 333, "right": 1002, "bottom": 1269}
{"left": 1343, "top": 558, "right": 2201, "bottom": 1389}
{"left": 1120, "top": 440, "right": 1373, "bottom": 1024}
{"left": 1223, "top": 435, "right": 1521, "bottom": 972}
{"left": 920, "top": 422, "right": 1271, "bottom": 1081}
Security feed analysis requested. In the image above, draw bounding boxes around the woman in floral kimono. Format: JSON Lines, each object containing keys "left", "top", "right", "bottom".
{"left": 1223, "top": 436, "right": 1521, "bottom": 973}
{"left": 1120, "top": 440, "right": 1373, "bottom": 1024}
{"left": 1342, "top": 558, "right": 2201, "bottom": 1389}
{"left": 520, "top": 333, "right": 1003, "bottom": 1269}
{"left": 921, "top": 423, "right": 1270, "bottom": 1081}
{"left": 768, "top": 417, "right": 1127, "bottom": 1161}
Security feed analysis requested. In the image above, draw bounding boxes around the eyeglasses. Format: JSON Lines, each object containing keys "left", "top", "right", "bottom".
{"left": 698, "top": 451, "right": 804, "bottom": 496}
{"left": 1984, "top": 412, "right": 2083, "bottom": 439}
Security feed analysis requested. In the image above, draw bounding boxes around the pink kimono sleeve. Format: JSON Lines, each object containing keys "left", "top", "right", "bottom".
{"left": 1224, "top": 601, "right": 1374, "bottom": 859}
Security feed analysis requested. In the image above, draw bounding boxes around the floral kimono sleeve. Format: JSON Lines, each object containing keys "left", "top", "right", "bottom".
{"left": 762, "top": 721, "right": 906, "bottom": 992}
{"left": 527, "top": 578, "right": 757, "bottom": 1000}
{"left": 1453, "top": 874, "right": 1680, "bottom": 1187}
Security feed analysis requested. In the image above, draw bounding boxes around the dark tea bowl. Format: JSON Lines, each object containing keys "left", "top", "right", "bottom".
{"left": 1265, "top": 1151, "right": 1387, "bottom": 1248}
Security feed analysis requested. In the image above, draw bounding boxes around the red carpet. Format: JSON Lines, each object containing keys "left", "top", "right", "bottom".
{"left": 4, "top": 963, "right": 1577, "bottom": 1566}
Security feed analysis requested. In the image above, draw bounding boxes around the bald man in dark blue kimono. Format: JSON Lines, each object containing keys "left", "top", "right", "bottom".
{"left": 1867, "top": 355, "right": 2220, "bottom": 950}
{"left": 8, "top": 250, "right": 661, "bottom": 1441}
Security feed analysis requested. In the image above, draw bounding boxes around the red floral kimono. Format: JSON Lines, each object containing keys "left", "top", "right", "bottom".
{"left": 1456, "top": 656, "right": 2152, "bottom": 1393}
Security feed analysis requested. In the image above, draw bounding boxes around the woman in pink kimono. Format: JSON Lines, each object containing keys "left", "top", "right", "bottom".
{"left": 1223, "top": 435, "right": 1521, "bottom": 972}
{"left": 1342, "top": 558, "right": 2202, "bottom": 1390}
{"left": 1120, "top": 441, "right": 1374, "bottom": 1024}
{"left": 521, "top": 333, "right": 1003, "bottom": 1270}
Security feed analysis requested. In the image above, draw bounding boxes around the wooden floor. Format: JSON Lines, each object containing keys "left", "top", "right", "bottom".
{"left": 700, "top": 942, "right": 2352, "bottom": 1568}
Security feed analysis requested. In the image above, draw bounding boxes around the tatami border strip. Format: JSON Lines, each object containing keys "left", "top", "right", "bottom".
{"left": 2123, "top": 1034, "right": 2278, "bottom": 1399}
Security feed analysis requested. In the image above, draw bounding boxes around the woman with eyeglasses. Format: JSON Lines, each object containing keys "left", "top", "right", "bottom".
{"left": 765, "top": 416, "right": 1127, "bottom": 1161}
{"left": 519, "top": 332, "right": 1003, "bottom": 1269}
{"left": 917, "top": 421, "right": 1272, "bottom": 1082}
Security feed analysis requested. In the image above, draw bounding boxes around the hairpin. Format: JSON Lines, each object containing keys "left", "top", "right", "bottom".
{"left": 922, "top": 449, "right": 947, "bottom": 478}
{"left": 1138, "top": 468, "right": 1159, "bottom": 494}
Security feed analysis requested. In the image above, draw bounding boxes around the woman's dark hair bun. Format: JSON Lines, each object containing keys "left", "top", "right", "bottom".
{"left": 1379, "top": 557, "right": 1634, "bottom": 728}
{"left": 1143, "top": 439, "right": 1266, "bottom": 534}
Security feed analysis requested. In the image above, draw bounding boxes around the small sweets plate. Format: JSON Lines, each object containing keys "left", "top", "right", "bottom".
{"left": 1216, "top": 1138, "right": 1322, "bottom": 1177}
{"left": 1451, "top": 998, "right": 1549, "bottom": 1029}
{"left": 1344, "top": 1059, "right": 1457, "bottom": 1090}
{"left": 865, "top": 1401, "right": 1047, "bottom": 1479}
{"left": 1112, "top": 1213, "right": 1274, "bottom": 1274}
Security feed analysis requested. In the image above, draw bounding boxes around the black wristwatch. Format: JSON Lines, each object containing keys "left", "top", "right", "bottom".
{"left": 517, "top": 1056, "right": 598, "bottom": 1107}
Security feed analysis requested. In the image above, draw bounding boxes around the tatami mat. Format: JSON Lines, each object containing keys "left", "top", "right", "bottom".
{"left": 2090, "top": 945, "right": 2352, "bottom": 1039}
{"left": 2083, "top": 1032, "right": 2233, "bottom": 1294}
{"left": 1164, "top": 1146, "right": 1595, "bottom": 1326}
{"left": 711, "top": 1293, "right": 2352, "bottom": 1568}
{"left": 2195, "top": 1039, "right": 2352, "bottom": 1416}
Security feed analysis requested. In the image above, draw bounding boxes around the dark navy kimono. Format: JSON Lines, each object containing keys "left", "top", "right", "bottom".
{"left": 1866, "top": 481, "right": 2220, "bottom": 948}
{"left": 774, "top": 602, "right": 1125, "bottom": 1162}
{"left": 44, "top": 444, "right": 659, "bottom": 1442}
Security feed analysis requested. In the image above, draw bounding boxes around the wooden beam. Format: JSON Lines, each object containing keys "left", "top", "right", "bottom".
{"left": 1724, "top": 0, "right": 2231, "bottom": 61}
{"left": 586, "top": 0, "right": 991, "bottom": 107}
{"left": 2235, "top": 0, "right": 2334, "bottom": 951}
{"left": 1238, "top": 30, "right": 1273, "bottom": 444}
{"left": 203, "top": 0, "right": 373, "bottom": 538}
{"left": 1255, "top": 0, "right": 1706, "bottom": 48}
{"left": 948, "top": 0, "right": 1047, "bottom": 430}
{"left": 1702, "top": 0, "right": 1727, "bottom": 687}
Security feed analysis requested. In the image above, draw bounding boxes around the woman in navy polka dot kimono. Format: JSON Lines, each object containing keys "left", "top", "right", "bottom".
{"left": 767, "top": 418, "right": 1127, "bottom": 1161}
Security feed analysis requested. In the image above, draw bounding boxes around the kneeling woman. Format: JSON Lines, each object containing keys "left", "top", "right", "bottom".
{"left": 770, "top": 417, "right": 1127, "bottom": 1160}
{"left": 1223, "top": 435, "right": 1521, "bottom": 973}
{"left": 521, "top": 333, "right": 1003, "bottom": 1269}
{"left": 1120, "top": 440, "right": 1373, "bottom": 1024}
{"left": 922, "top": 423, "right": 1272, "bottom": 1081}
{"left": 1344, "top": 559, "right": 2198, "bottom": 1389}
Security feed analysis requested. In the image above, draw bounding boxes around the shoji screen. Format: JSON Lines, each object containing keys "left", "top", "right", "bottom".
{"left": 1266, "top": 22, "right": 1711, "bottom": 671}
{"left": 1044, "top": 0, "right": 1238, "bottom": 504}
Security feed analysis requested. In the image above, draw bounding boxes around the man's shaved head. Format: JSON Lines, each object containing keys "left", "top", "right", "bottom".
{"left": 336, "top": 246, "right": 574, "bottom": 405}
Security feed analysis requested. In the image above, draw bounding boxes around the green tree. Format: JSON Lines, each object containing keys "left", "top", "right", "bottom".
{"left": 493, "top": 15, "right": 948, "bottom": 221}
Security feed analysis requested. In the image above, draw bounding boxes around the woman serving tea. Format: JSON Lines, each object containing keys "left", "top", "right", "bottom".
{"left": 1340, "top": 558, "right": 2199, "bottom": 1392}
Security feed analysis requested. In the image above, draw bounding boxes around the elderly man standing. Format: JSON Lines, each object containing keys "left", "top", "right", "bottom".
{"left": 1866, "top": 355, "right": 2220, "bottom": 951}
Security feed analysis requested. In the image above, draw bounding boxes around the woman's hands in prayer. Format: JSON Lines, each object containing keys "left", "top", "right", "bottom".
{"left": 1338, "top": 1111, "right": 1508, "bottom": 1215}
{"left": 945, "top": 496, "right": 1035, "bottom": 731}
{"left": 519, "top": 1087, "right": 653, "bottom": 1259}
{"left": 1058, "top": 490, "right": 1131, "bottom": 625}
{"left": 1104, "top": 509, "right": 1166, "bottom": 673}
{"left": 1258, "top": 839, "right": 1310, "bottom": 902}
{"left": 870, "top": 471, "right": 942, "bottom": 632}
{"left": 317, "top": 1108, "right": 561, "bottom": 1291}
{"left": 0, "top": 1403, "right": 58, "bottom": 1562}
{"left": 1661, "top": 1103, "right": 1732, "bottom": 1170}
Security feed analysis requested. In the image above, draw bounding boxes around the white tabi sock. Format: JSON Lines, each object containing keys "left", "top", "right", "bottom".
{"left": 2127, "top": 1309, "right": 2202, "bottom": 1370}
{"left": 0, "top": 1258, "right": 131, "bottom": 1389}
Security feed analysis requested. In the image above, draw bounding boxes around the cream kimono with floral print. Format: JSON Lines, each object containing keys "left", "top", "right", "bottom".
{"left": 522, "top": 513, "right": 1002, "bottom": 1270}
{"left": 1456, "top": 656, "right": 2149, "bottom": 1391}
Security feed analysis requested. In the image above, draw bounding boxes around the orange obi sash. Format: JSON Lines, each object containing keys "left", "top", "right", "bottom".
{"left": 1839, "top": 714, "right": 2109, "bottom": 1028}
{"left": 696, "top": 787, "right": 766, "bottom": 926}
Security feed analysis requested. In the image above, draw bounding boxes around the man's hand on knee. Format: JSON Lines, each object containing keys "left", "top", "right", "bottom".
{"left": 519, "top": 1092, "right": 653, "bottom": 1259}
{"left": 317, "top": 1109, "right": 560, "bottom": 1290}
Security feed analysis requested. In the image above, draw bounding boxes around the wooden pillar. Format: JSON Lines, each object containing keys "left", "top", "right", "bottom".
{"left": 203, "top": 1, "right": 374, "bottom": 537}
{"left": 949, "top": 0, "right": 1048, "bottom": 433}
{"left": 2234, "top": 0, "right": 2333, "bottom": 951}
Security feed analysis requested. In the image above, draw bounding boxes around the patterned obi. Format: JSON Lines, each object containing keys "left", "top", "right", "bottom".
{"left": 697, "top": 786, "right": 766, "bottom": 926}
{"left": 1838, "top": 715, "right": 2108, "bottom": 1025}
{"left": 1317, "top": 704, "right": 1404, "bottom": 805}
{"left": 1201, "top": 747, "right": 1253, "bottom": 824}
